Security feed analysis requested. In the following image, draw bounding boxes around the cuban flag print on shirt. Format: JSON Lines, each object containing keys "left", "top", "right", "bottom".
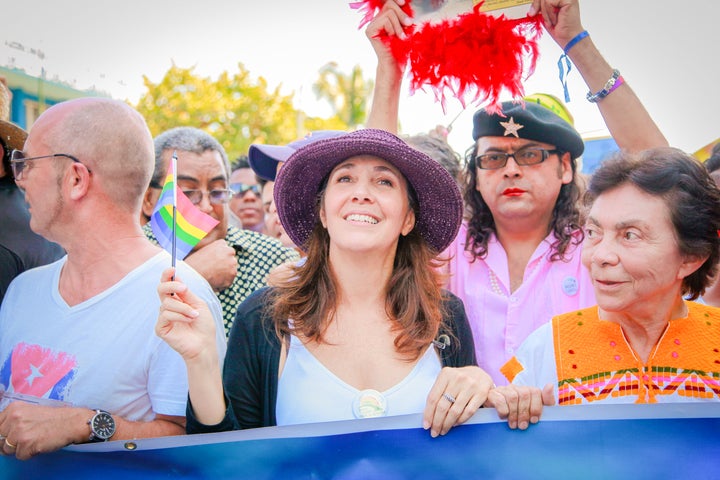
{"left": 0, "top": 342, "right": 77, "bottom": 404}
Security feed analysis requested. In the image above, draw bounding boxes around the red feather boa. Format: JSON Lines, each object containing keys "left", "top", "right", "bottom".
{"left": 350, "top": 0, "right": 543, "bottom": 114}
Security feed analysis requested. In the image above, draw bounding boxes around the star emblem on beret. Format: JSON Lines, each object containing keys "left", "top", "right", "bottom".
{"left": 500, "top": 117, "right": 524, "bottom": 138}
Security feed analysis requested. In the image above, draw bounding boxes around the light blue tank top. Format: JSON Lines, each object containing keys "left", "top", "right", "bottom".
{"left": 276, "top": 335, "right": 442, "bottom": 425}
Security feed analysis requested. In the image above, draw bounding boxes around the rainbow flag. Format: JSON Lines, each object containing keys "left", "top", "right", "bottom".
{"left": 150, "top": 155, "right": 219, "bottom": 260}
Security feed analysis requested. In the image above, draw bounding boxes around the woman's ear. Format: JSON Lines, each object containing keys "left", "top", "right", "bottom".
{"left": 678, "top": 254, "right": 709, "bottom": 281}
{"left": 401, "top": 209, "right": 416, "bottom": 236}
{"left": 319, "top": 203, "right": 327, "bottom": 229}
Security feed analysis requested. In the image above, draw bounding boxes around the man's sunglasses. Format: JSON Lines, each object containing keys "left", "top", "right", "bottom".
{"left": 229, "top": 183, "right": 261, "bottom": 197}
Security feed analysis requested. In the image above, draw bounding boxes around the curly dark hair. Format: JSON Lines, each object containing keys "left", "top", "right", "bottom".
{"left": 703, "top": 142, "right": 720, "bottom": 173}
{"left": 461, "top": 145, "right": 584, "bottom": 262}
{"left": 585, "top": 147, "right": 720, "bottom": 299}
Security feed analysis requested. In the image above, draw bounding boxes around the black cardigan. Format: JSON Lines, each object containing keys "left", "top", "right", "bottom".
{"left": 187, "top": 287, "right": 477, "bottom": 433}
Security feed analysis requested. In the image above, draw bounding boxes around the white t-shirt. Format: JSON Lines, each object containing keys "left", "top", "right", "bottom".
{"left": 0, "top": 252, "right": 226, "bottom": 421}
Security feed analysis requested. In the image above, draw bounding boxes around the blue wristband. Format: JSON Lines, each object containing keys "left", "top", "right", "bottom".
{"left": 563, "top": 30, "right": 589, "bottom": 54}
{"left": 558, "top": 31, "right": 589, "bottom": 102}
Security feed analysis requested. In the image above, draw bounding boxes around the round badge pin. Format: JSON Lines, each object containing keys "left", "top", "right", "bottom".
{"left": 562, "top": 276, "right": 579, "bottom": 296}
{"left": 352, "top": 389, "right": 387, "bottom": 419}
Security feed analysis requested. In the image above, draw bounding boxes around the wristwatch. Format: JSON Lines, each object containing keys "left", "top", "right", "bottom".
{"left": 88, "top": 410, "right": 116, "bottom": 442}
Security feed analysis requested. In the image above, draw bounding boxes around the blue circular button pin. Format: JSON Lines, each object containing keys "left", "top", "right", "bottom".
{"left": 562, "top": 276, "right": 579, "bottom": 296}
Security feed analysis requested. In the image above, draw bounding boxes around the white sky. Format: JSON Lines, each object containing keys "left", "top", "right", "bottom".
{"left": 1, "top": 1, "right": 718, "bottom": 155}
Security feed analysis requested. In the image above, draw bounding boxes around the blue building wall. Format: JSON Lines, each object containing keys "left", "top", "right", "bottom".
{"left": 8, "top": 88, "right": 62, "bottom": 130}
{"left": 581, "top": 137, "right": 619, "bottom": 174}
{"left": 1, "top": 66, "right": 106, "bottom": 130}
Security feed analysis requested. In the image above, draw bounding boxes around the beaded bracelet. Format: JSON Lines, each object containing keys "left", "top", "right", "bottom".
{"left": 586, "top": 69, "right": 623, "bottom": 103}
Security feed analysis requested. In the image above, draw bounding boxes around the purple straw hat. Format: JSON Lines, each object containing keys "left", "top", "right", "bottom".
{"left": 248, "top": 130, "right": 345, "bottom": 181}
{"left": 274, "top": 128, "right": 463, "bottom": 253}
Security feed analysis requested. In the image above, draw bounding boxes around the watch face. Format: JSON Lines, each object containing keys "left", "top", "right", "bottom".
{"left": 92, "top": 412, "right": 116, "bottom": 440}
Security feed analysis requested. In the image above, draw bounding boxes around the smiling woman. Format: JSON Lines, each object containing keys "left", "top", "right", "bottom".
{"left": 488, "top": 147, "right": 720, "bottom": 425}
{"left": 319, "top": 155, "right": 416, "bottom": 256}
{"left": 155, "top": 128, "right": 496, "bottom": 438}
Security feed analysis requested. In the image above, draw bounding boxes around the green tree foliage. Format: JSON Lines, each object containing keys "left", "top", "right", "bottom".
{"left": 135, "top": 62, "right": 372, "bottom": 160}
{"left": 136, "top": 63, "right": 301, "bottom": 160}
{"left": 313, "top": 62, "right": 373, "bottom": 129}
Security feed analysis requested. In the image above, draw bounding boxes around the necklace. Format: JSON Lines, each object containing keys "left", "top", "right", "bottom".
{"left": 488, "top": 257, "right": 542, "bottom": 297}
{"left": 488, "top": 269, "right": 506, "bottom": 297}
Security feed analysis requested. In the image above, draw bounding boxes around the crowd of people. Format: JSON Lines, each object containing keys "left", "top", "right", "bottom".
{"left": 0, "top": 0, "right": 719, "bottom": 462}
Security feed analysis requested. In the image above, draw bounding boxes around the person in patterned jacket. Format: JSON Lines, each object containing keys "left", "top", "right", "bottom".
{"left": 141, "top": 127, "right": 299, "bottom": 334}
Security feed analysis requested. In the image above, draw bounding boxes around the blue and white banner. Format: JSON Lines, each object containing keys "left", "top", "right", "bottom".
{"left": 2, "top": 403, "right": 719, "bottom": 479}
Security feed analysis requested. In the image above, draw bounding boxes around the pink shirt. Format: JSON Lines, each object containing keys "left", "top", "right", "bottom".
{"left": 444, "top": 223, "right": 595, "bottom": 385}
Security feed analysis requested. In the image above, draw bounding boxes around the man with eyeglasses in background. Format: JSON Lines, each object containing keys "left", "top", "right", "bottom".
{"left": 141, "top": 127, "right": 299, "bottom": 335}
{"left": 227, "top": 156, "right": 265, "bottom": 234}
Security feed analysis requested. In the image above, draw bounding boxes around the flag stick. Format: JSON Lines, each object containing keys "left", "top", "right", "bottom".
{"left": 171, "top": 151, "right": 178, "bottom": 277}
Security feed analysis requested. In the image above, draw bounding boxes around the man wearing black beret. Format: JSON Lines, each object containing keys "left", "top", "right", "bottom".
{"left": 365, "top": 0, "right": 668, "bottom": 388}
{"left": 447, "top": 0, "right": 670, "bottom": 388}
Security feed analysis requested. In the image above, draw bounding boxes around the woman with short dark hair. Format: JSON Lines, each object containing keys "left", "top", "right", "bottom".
{"left": 488, "top": 148, "right": 720, "bottom": 429}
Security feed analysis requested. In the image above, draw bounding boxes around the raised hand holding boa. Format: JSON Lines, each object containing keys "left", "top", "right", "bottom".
{"left": 351, "top": 0, "right": 543, "bottom": 113}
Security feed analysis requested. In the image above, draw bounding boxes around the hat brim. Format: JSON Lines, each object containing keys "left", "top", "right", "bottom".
{"left": 248, "top": 144, "right": 294, "bottom": 181}
{"left": 472, "top": 101, "right": 584, "bottom": 160}
{"left": 0, "top": 120, "right": 27, "bottom": 152}
{"left": 274, "top": 129, "right": 463, "bottom": 253}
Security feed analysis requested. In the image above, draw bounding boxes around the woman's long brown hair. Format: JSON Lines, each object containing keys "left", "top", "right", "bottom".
{"left": 270, "top": 184, "right": 447, "bottom": 361}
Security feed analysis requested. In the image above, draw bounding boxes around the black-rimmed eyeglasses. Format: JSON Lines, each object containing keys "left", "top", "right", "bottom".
{"left": 476, "top": 147, "right": 560, "bottom": 170}
{"left": 10, "top": 149, "right": 90, "bottom": 180}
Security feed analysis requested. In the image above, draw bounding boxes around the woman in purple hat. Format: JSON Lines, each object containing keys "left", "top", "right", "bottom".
{"left": 155, "top": 128, "right": 494, "bottom": 436}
